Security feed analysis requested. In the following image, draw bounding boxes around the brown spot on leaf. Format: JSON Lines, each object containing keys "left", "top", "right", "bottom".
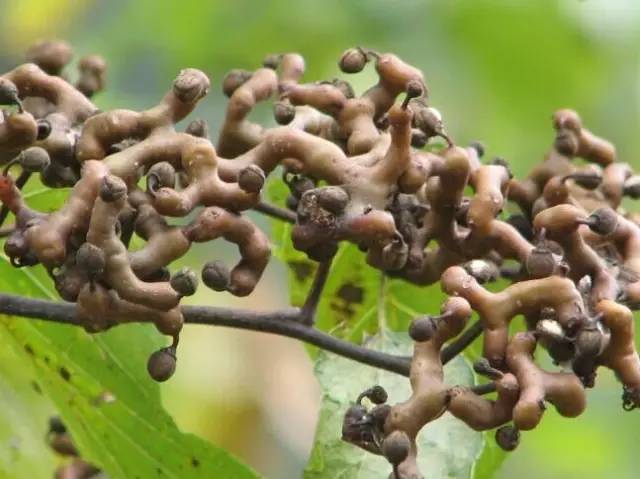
{"left": 330, "top": 283, "right": 365, "bottom": 319}
{"left": 191, "top": 457, "right": 200, "bottom": 467}
{"left": 31, "top": 381, "right": 42, "bottom": 394}
{"left": 288, "top": 260, "right": 314, "bottom": 282}
{"left": 59, "top": 367, "right": 71, "bottom": 382}
{"left": 24, "top": 344, "right": 34, "bottom": 355}
{"left": 337, "top": 283, "right": 364, "bottom": 304}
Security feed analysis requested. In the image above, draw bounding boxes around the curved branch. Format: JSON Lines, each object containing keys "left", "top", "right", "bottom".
{"left": 0, "top": 292, "right": 495, "bottom": 395}
{"left": 0, "top": 292, "right": 411, "bottom": 376}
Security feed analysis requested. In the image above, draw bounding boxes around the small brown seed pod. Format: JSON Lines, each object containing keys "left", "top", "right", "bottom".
{"left": 170, "top": 268, "right": 199, "bottom": 296}
{"left": 409, "top": 316, "right": 436, "bottom": 342}
{"left": 147, "top": 347, "right": 177, "bottom": 382}
{"left": 495, "top": 425, "right": 520, "bottom": 451}
{"left": 273, "top": 101, "right": 296, "bottom": 125}
{"left": 202, "top": 260, "right": 231, "bottom": 292}
{"left": 339, "top": 48, "right": 368, "bottom": 74}
{"left": 18, "top": 146, "right": 50, "bottom": 172}
{"left": 315, "top": 186, "right": 349, "bottom": 214}
{"left": 586, "top": 208, "right": 618, "bottom": 236}
{"left": 185, "top": 118, "right": 209, "bottom": 138}
{"left": 525, "top": 247, "right": 557, "bottom": 279}
{"left": 99, "top": 176, "right": 127, "bottom": 202}
{"left": 147, "top": 161, "right": 177, "bottom": 192}
{"left": 76, "top": 243, "right": 106, "bottom": 278}
{"left": 0, "top": 78, "right": 21, "bottom": 107}
{"left": 382, "top": 430, "right": 411, "bottom": 466}
{"left": 238, "top": 165, "right": 266, "bottom": 193}
{"left": 222, "top": 69, "right": 252, "bottom": 97}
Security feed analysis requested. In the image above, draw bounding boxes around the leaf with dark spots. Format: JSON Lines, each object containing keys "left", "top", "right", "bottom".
{"left": 0, "top": 242, "right": 258, "bottom": 479}
{"left": 269, "top": 175, "right": 497, "bottom": 478}
{"left": 59, "top": 366, "right": 71, "bottom": 382}
{"left": 288, "top": 260, "right": 315, "bottom": 282}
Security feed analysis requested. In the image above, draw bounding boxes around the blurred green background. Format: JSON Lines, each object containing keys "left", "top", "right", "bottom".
{"left": 1, "top": 0, "right": 639, "bottom": 478}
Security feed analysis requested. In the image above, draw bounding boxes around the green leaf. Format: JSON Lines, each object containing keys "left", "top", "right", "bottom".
{"left": 304, "top": 332, "right": 484, "bottom": 479}
{"left": 268, "top": 177, "right": 503, "bottom": 478}
{"left": 0, "top": 336, "right": 58, "bottom": 478}
{"left": 1, "top": 198, "right": 258, "bottom": 479}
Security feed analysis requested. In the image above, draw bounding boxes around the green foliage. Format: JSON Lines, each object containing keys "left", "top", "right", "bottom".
{"left": 0, "top": 191, "right": 258, "bottom": 479}
{"left": 269, "top": 178, "right": 503, "bottom": 478}
{"left": 305, "top": 333, "right": 482, "bottom": 479}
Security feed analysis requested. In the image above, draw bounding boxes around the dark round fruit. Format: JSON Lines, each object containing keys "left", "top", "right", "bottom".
{"left": 587, "top": 208, "right": 618, "bottom": 236}
{"left": 306, "top": 242, "right": 338, "bottom": 262}
{"left": 202, "top": 260, "right": 231, "bottom": 291}
{"left": 411, "top": 130, "right": 428, "bottom": 148}
{"left": 76, "top": 243, "right": 106, "bottom": 277}
{"left": 273, "top": 101, "right": 296, "bottom": 125}
{"left": 262, "top": 54, "right": 281, "bottom": 70}
{"left": 173, "top": 68, "right": 209, "bottom": 103}
{"left": 409, "top": 316, "right": 436, "bottom": 342}
{"left": 238, "top": 165, "right": 266, "bottom": 193}
{"left": 170, "top": 268, "right": 199, "bottom": 296}
{"left": 19, "top": 146, "right": 50, "bottom": 172}
{"left": 0, "top": 78, "right": 19, "bottom": 106}
{"left": 339, "top": 48, "right": 367, "bottom": 74}
{"left": 316, "top": 186, "right": 349, "bottom": 214}
{"left": 147, "top": 347, "right": 177, "bottom": 382}
{"left": 36, "top": 119, "right": 51, "bottom": 140}
{"left": 405, "top": 79, "right": 424, "bottom": 99}
{"left": 382, "top": 431, "right": 411, "bottom": 466}
{"left": 99, "top": 175, "right": 127, "bottom": 202}
{"left": 495, "top": 425, "right": 520, "bottom": 451}
{"left": 147, "top": 162, "right": 176, "bottom": 191}
{"left": 525, "top": 247, "right": 556, "bottom": 279}
{"left": 289, "top": 176, "right": 315, "bottom": 199}
{"left": 575, "top": 326, "right": 608, "bottom": 358}
{"left": 366, "top": 385, "right": 388, "bottom": 405}
{"left": 185, "top": 118, "right": 209, "bottom": 138}
{"left": 222, "top": 69, "right": 251, "bottom": 97}
{"left": 624, "top": 177, "right": 640, "bottom": 199}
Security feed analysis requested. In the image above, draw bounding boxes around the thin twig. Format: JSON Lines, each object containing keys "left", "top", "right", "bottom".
{"left": 0, "top": 224, "right": 14, "bottom": 238}
{"left": 0, "top": 293, "right": 497, "bottom": 393}
{"left": 253, "top": 201, "right": 296, "bottom": 223}
{"left": 300, "top": 259, "right": 333, "bottom": 325}
{"left": 0, "top": 293, "right": 412, "bottom": 376}
{"left": 441, "top": 320, "right": 484, "bottom": 364}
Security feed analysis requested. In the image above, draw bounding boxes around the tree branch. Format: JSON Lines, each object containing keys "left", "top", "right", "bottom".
{"left": 253, "top": 201, "right": 296, "bottom": 223}
{"left": 300, "top": 259, "right": 332, "bottom": 325}
{"left": 0, "top": 292, "right": 411, "bottom": 376}
{"left": 0, "top": 293, "right": 494, "bottom": 394}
